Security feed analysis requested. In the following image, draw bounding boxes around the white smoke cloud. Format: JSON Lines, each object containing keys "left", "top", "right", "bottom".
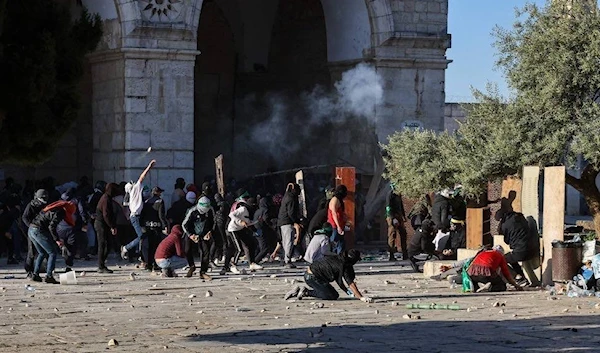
{"left": 245, "top": 63, "right": 383, "bottom": 163}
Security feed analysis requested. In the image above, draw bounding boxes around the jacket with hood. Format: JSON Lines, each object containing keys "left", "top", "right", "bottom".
{"left": 31, "top": 201, "right": 76, "bottom": 241}
{"left": 142, "top": 194, "right": 167, "bottom": 229}
{"left": 95, "top": 184, "right": 119, "bottom": 229}
{"left": 431, "top": 193, "right": 450, "bottom": 230}
{"left": 228, "top": 200, "right": 252, "bottom": 232}
{"left": 155, "top": 225, "right": 186, "bottom": 259}
{"left": 501, "top": 211, "right": 537, "bottom": 255}
{"left": 277, "top": 189, "right": 300, "bottom": 227}
{"left": 182, "top": 198, "right": 215, "bottom": 237}
{"left": 22, "top": 198, "right": 47, "bottom": 228}
{"left": 167, "top": 198, "right": 193, "bottom": 227}
{"left": 214, "top": 193, "right": 229, "bottom": 228}
{"left": 253, "top": 198, "right": 270, "bottom": 230}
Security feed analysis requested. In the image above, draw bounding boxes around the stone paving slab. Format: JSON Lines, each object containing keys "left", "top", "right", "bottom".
{"left": 1, "top": 257, "right": 600, "bottom": 352}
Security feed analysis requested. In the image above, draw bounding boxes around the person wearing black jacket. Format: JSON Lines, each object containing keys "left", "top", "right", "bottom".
{"left": 87, "top": 180, "right": 106, "bottom": 255}
{"left": 167, "top": 191, "right": 195, "bottom": 228}
{"left": 29, "top": 201, "right": 76, "bottom": 283}
{"left": 140, "top": 186, "right": 168, "bottom": 271}
{"left": 499, "top": 211, "right": 538, "bottom": 284}
{"left": 22, "top": 189, "right": 49, "bottom": 277}
{"left": 308, "top": 198, "right": 328, "bottom": 237}
{"left": 182, "top": 196, "right": 215, "bottom": 280}
{"left": 253, "top": 197, "right": 276, "bottom": 263}
{"left": 277, "top": 183, "right": 301, "bottom": 269}
{"left": 407, "top": 219, "right": 436, "bottom": 273}
{"left": 285, "top": 249, "right": 372, "bottom": 303}
{"left": 94, "top": 183, "right": 119, "bottom": 273}
{"left": 213, "top": 193, "right": 229, "bottom": 265}
{"left": 431, "top": 189, "right": 451, "bottom": 231}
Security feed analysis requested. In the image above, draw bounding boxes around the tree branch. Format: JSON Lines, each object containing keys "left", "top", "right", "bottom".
{"left": 565, "top": 172, "right": 584, "bottom": 193}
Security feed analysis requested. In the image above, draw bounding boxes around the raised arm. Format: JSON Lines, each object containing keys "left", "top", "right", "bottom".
{"left": 138, "top": 160, "right": 156, "bottom": 184}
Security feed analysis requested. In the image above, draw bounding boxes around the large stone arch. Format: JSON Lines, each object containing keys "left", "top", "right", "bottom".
{"left": 365, "top": 0, "right": 394, "bottom": 47}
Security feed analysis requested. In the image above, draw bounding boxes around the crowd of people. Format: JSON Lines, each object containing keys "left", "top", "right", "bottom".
{"left": 0, "top": 165, "right": 537, "bottom": 298}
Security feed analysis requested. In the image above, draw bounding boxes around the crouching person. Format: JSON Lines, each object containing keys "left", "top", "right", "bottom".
{"left": 155, "top": 225, "right": 187, "bottom": 277}
{"left": 285, "top": 249, "right": 372, "bottom": 303}
{"left": 466, "top": 245, "right": 523, "bottom": 293}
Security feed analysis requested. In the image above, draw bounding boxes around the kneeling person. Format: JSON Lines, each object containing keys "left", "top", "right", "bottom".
{"left": 155, "top": 225, "right": 187, "bottom": 277}
{"left": 467, "top": 246, "right": 523, "bottom": 292}
{"left": 285, "top": 249, "right": 372, "bottom": 303}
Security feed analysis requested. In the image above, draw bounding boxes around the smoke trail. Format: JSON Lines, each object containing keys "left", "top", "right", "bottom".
{"left": 245, "top": 63, "right": 383, "bottom": 163}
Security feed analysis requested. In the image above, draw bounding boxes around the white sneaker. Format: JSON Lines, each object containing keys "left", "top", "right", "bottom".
{"left": 230, "top": 265, "right": 240, "bottom": 274}
{"left": 120, "top": 246, "right": 128, "bottom": 260}
{"left": 476, "top": 282, "right": 492, "bottom": 293}
{"left": 249, "top": 263, "right": 263, "bottom": 271}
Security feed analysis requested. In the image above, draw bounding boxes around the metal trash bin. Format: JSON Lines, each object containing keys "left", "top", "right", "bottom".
{"left": 552, "top": 241, "right": 583, "bottom": 282}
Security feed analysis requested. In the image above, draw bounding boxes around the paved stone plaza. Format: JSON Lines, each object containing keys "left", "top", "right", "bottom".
{"left": 1, "top": 257, "right": 599, "bottom": 353}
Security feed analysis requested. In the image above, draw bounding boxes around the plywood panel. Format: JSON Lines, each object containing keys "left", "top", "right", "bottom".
{"left": 501, "top": 177, "right": 522, "bottom": 213}
{"left": 336, "top": 167, "right": 355, "bottom": 249}
{"left": 214, "top": 154, "right": 224, "bottom": 197}
{"left": 522, "top": 166, "right": 540, "bottom": 227}
{"left": 542, "top": 166, "right": 565, "bottom": 285}
{"left": 466, "top": 208, "right": 483, "bottom": 249}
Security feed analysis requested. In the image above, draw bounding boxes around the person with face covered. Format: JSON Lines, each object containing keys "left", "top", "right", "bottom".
{"left": 277, "top": 183, "right": 302, "bottom": 268}
{"left": 182, "top": 196, "right": 215, "bottom": 280}
{"left": 29, "top": 200, "right": 77, "bottom": 283}
{"left": 285, "top": 249, "right": 371, "bottom": 302}
{"left": 328, "top": 185, "right": 348, "bottom": 255}
{"left": 22, "top": 189, "right": 50, "bottom": 278}
{"left": 213, "top": 193, "right": 229, "bottom": 265}
{"left": 94, "top": 183, "right": 120, "bottom": 273}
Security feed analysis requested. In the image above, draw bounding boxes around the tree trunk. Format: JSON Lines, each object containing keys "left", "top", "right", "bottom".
{"left": 565, "top": 165, "right": 600, "bottom": 234}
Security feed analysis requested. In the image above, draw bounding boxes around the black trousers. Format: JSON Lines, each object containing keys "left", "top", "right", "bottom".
{"left": 470, "top": 274, "right": 507, "bottom": 292}
{"left": 94, "top": 220, "right": 113, "bottom": 269}
{"left": 185, "top": 236, "right": 210, "bottom": 273}
{"left": 232, "top": 228, "right": 256, "bottom": 265}
{"left": 142, "top": 227, "right": 162, "bottom": 270}
{"left": 304, "top": 272, "right": 339, "bottom": 300}
{"left": 58, "top": 227, "right": 77, "bottom": 267}
{"left": 25, "top": 230, "right": 38, "bottom": 273}
{"left": 505, "top": 251, "right": 531, "bottom": 278}
{"left": 209, "top": 226, "right": 224, "bottom": 262}
{"left": 222, "top": 231, "right": 235, "bottom": 271}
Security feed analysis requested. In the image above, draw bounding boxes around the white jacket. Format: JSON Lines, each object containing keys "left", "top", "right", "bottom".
{"left": 228, "top": 205, "right": 251, "bottom": 232}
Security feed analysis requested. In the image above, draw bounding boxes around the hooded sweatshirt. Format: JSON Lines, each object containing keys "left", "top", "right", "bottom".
{"left": 155, "top": 225, "right": 186, "bottom": 259}
{"left": 228, "top": 198, "right": 252, "bottom": 232}
{"left": 31, "top": 201, "right": 76, "bottom": 241}
{"left": 95, "top": 183, "right": 119, "bottom": 229}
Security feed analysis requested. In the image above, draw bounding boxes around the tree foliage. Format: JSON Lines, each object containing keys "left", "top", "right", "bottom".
{"left": 384, "top": 1, "right": 600, "bottom": 227}
{"left": 0, "top": 1, "right": 102, "bottom": 165}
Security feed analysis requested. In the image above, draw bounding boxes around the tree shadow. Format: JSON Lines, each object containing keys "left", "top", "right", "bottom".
{"left": 182, "top": 314, "right": 600, "bottom": 352}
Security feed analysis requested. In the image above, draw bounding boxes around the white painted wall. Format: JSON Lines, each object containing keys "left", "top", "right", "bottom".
{"left": 81, "top": 0, "right": 118, "bottom": 20}
{"left": 320, "top": 0, "right": 371, "bottom": 62}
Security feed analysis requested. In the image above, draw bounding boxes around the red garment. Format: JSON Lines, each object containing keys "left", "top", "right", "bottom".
{"left": 468, "top": 250, "right": 511, "bottom": 279}
{"left": 327, "top": 200, "right": 346, "bottom": 229}
{"left": 155, "top": 226, "right": 185, "bottom": 259}
{"left": 43, "top": 200, "right": 76, "bottom": 227}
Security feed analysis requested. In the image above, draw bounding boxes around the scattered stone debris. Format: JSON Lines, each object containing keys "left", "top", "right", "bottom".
{"left": 313, "top": 303, "right": 325, "bottom": 309}
{"left": 129, "top": 273, "right": 136, "bottom": 281}
{"left": 259, "top": 295, "right": 266, "bottom": 299}
{"left": 79, "top": 271, "right": 86, "bottom": 277}
{"left": 188, "top": 294, "right": 196, "bottom": 298}
{"left": 270, "top": 274, "right": 277, "bottom": 278}
{"left": 563, "top": 309, "right": 569, "bottom": 313}
{"left": 108, "top": 339, "right": 119, "bottom": 347}
{"left": 205, "top": 291, "right": 213, "bottom": 297}
{"left": 576, "top": 305, "right": 581, "bottom": 310}
{"left": 498, "top": 310, "right": 505, "bottom": 314}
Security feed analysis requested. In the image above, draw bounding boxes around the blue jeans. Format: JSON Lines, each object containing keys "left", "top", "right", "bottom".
{"left": 330, "top": 228, "right": 345, "bottom": 255}
{"left": 156, "top": 256, "right": 188, "bottom": 270}
{"left": 125, "top": 214, "right": 144, "bottom": 251}
{"left": 86, "top": 221, "right": 96, "bottom": 248}
{"left": 29, "top": 227, "right": 59, "bottom": 278}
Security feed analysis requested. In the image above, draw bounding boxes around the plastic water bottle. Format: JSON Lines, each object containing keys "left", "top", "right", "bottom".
{"left": 24, "top": 285, "right": 35, "bottom": 298}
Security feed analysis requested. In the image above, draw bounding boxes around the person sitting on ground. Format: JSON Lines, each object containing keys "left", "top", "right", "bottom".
{"left": 407, "top": 194, "right": 431, "bottom": 231}
{"left": 407, "top": 219, "right": 436, "bottom": 273}
{"left": 498, "top": 210, "right": 539, "bottom": 286}
{"left": 155, "top": 225, "right": 187, "bottom": 277}
{"left": 29, "top": 200, "right": 77, "bottom": 283}
{"left": 304, "top": 222, "right": 336, "bottom": 264}
{"left": 466, "top": 245, "right": 523, "bottom": 292}
{"left": 441, "top": 217, "right": 466, "bottom": 260}
{"left": 285, "top": 249, "right": 372, "bottom": 302}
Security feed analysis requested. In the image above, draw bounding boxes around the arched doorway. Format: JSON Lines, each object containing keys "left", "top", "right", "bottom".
{"left": 194, "top": 0, "right": 330, "bottom": 182}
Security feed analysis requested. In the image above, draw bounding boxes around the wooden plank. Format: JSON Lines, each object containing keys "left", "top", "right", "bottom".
{"left": 466, "top": 208, "right": 484, "bottom": 249}
{"left": 501, "top": 177, "right": 522, "bottom": 213}
{"left": 335, "top": 167, "right": 356, "bottom": 249}
{"left": 214, "top": 154, "right": 225, "bottom": 197}
{"left": 542, "top": 166, "right": 565, "bottom": 285}
{"left": 295, "top": 170, "right": 307, "bottom": 218}
{"left": 521, "top": 166, "right": 540, "bottom": 228}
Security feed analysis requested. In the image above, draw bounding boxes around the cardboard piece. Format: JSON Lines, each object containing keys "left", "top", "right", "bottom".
{"left": 335, "top": 167, "right": 356, "bottom": 249}
{"left": 466, "top": 208, "right": 490, "bottom": 249}
{"left": 542, "top": 166, "right": 565, "bottom": 286}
